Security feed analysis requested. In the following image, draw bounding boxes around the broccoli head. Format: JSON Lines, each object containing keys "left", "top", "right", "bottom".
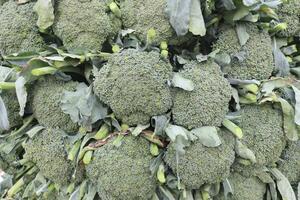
{"left": 215, "top": 172, "right": 266, "bottom": 200}
{"left": 212, "top": 23, "right": 274, "bottom": 80}
{"left": 277, "top": 1, "right": 300, "bottom": 38}
{"left": 31, "top": 76, "right": 78, "bottom": 133}
{"left": 171, "top": 61, "right": 232, "bottom": 129}
{"left": 0, "top": 0, "right": 7, "bottom": 5}
{"left": 277, "top": 141, "right": 300, "bottom": 185}
{"left": 23, "top": 128, "right": 74, "bottom": 185}
{"left": 93, "top": 49, "right": 173, "bottom": 125}
{"left": 120, "top": 0, "right": 177, "bottom": 44}
{"left": 0, "top": 1, "right": 45, "bottom": 55}
{"left": 164, "top": 129, "right": 235, "bottom": 189}
{"left": 236, "top": 104, "right": 286, "bottom": 166}
{"left": 86, "top": 135, "right": 157, "bottom": 200}
{"left": 53, "top": 0, "right": 121, "bottom": 51}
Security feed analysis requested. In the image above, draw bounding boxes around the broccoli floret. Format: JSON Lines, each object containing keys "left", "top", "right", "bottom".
{"left": 171, "top": 61, "right": 232, "bottom": 129}
{"left": 23, "top": 128, "right": 74, "bottom": 185}
{"left": 31, "top": 76, "right": 78, "bottom": 133}
{"left": 0, "top": 0, "right": 7, "bottom": 5}
{"left": 164, "top": 129, "right": 235, "bottom": 189}
{"left": 235, "top": 104, "right": 286, "bottom": 166}
{"left": 53, "top": 0, "right": 121, "bottom": 51}
{"left": 212, "top": 23, "right": 274, "bottom": 80}
{"left": 215, "top": 172, "right": 266, "bottom": 200}
{"left": 277, "top": 141, "right": 300, "bottom": 185}
{"left": 0, "top": 1, "right": 45, "bottom": 55}
{"left": 0, "top": 66, "right": 22, "bottom": 130}
{"left": 277, "top": 1, "right": 300, "bottom": 38}
{"left": 86, "top": 135, "right": 157, "bottom": 200}
{"left": 93, "top": 49, "right": 173, "bottom": 125}
{"left": 120, "top": 0, "right": 176, "bottom": 44}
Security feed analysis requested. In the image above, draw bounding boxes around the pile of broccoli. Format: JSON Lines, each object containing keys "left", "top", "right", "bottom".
{"left": 0, "top": 0, "right": 299, "bottom": 199}
{"left": 0, "top": 1, "right": 45, "bottom": 55}
{"left": 86, "top": 135, "right": 156, "bottom": 200}
{"left": 93, "top": 49, "right": 173, "bottom": 126}
{"left": 213, "top": 23, "right": 274, "bottom": 80}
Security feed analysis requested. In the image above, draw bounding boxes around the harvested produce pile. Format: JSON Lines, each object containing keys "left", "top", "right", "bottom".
{"left": 0, "top": 0, "right": 299, "bottom": 199}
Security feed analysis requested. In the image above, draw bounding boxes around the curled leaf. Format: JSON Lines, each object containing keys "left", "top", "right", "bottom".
{"left": 189, "top": 126, "right": 222, "bottom": 147}
{"left": 235, "top": 140, "right": 256, "bottom": 163}
{"left": 172, "top": 73, "right": 194, "bottom": 91}
{"left": 189, "top": 0, "right": 206, "bottom": 36}
{"left": 34, "top": 0, "right": 55, "bottom": 32}
{"left": 0, "top": 95, "right": 9, "bottom": 131}
{"left": 15, "top": 76, "right": 27, "bottom": 116}
{"left": 236, "top": 23, "right": 249, "bottom": 46}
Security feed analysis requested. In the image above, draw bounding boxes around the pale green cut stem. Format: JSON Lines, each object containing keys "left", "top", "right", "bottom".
{"left": 0, "top": 82, "right": 15, "bottom": 90}
{"left": 31, "top": 66, "right": 57, "bottom": 76}
{"left": 222, "top": 118, "right": 243, "bottom": 139}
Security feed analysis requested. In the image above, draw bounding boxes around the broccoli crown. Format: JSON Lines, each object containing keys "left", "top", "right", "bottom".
{"left": 31, "top": 76, "right": 78, "bottom": 133}
{"left": 0, "top": 1, "right": 45, "bottom": 55}
{"left": 277, "top": 1, "right": 300, "bottom": 38}
{"left": 215, "top": 172, "right": 266, "bottom": 200}
{"left": 53, "top": 0, "right": 121, "bottom": 51}
{"left": 172, "top": 61, "right": 232, "bottom": 129}
{"left": 0, "top": 0, "right": 7, "bottom": 5}
{"left": 23, "top": 128, "right": 74, "bottom": 185}
{"left": 120, "top": 0, "right": 175, "bottom": 44}
{"left": 237, "top": 104, "right": 286, "bottom": 166}
{"left": 93, "top": 49, "right": 173, "bottom": 125}
{"left": 1, "top": 91, "right": 22, "bottom": 129}
{"left": 164, "top": 129, "right": 235, "bottom": 189}
{"left": 212, "top": 23, "right": 274, "bottom": 80}
{"left": 86, "top": 136, "right": 157, "bottom": 200}
{"left": 277, "top": 141, "right": 300, "bottom": 185}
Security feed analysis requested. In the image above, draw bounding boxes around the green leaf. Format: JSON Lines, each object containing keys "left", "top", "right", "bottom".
{"left": 34, "top": 0, "right": 54, "bottom": 32}
{"left": 26, "top": 126, "right": 45, "bottom": 138}
{"left": 0, "top": 95, "right": 9, "bottom": 131}
{"left": 223, "top": 178, "right": 233, "bottom": 199}
{"left": 233, "top": 5, "right": 250, "bottom": 21}
{"left": 172, "top": 73, "right": 195, "bottom": 91}
{"left": 165, "top": 124, "right": 189, "bottom": 142}
{"left": 132, "top": 124, "right": 150, "bottom": 136}
{"left": 60, "top": 83, "right": 108, "bottom": 130}
{"left": 0, "top": 173, "right": 13, "bottom": 195}
{"left": 269, "top": 168, "right": 297, "bottom": 200}
{"left": 236, "top": 23, "right": 249, "bottom": 46}
{"left": 243, "top": 0, "right": 258, "bottom": 6}
{"left": 261, "top": 78, "right": 293, "bottom": 95}
{"left": 15, "top": 76, "right": 27, "bottom": 116}
{"left": 273, "top": 39, "right": 290, "bottom": 77}
{"left": 151, "top": 115, "right": 169, "bottom": 136}
{"left": 292, "top": 86, "right": 300, "bottom": 126}
{"left": 166, "top": 0, "right": 192, "bottom": 36}
{"left": 113, "top": 134, "right": 125, "bottom": 147}
{"left": 189, "top": 0, "right": 206, "bottom": 36}
{"left": 189, "top": 126, "right": 222, "bottom": 147}
{"left": 158, "top": 186, "right": 176, "bottom": 200}
{"left": 221, "top": 0, "right": 236, "bottom": 10}
{"left": 235, "top": 140, "right": 256, "bottom": 163}
{"left": 157, "top": 164, "right": 166, "bottom": 183}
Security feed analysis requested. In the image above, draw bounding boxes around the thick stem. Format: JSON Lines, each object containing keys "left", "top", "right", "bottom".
{"left": 0, "top": 82, "right": 15, "bottom": 90}
{"left": 222, "top": 119, "right": 243, "bottom": 139}
{"left": 31, "top": 67, "right": 57, "bottom": 76}
{"left": 109, "top": 2, "right": 121, "bottom": 18}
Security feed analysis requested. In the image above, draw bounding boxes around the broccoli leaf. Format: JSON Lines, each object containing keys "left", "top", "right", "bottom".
{"left": 292, "top": 86, "right": 300, "bottom": 126}
{"left": 151, "top": 115, "right": 170, "bottom": 136}
{"left": 0, "top": 173, "right": 13, "bottom": 195}
{"left": 165, "top": 124, "right": 189, "bottom": 142}
{"left": 261, "top": 78, "right": 293, "bottom": 95}
{"left": 60, "top": 83, "right": 108, "bottom": 130}
{"left": 270, "top": 168, "right": 297, "bottom": 200}
{"left": 236, "top": 23, "right": 249, "bottom": 46}
{"left": 166, "top": 0, "right": 192, "bottom": 36}
{"left": 158, "top": 186, "right": 176, "bottom": 200}
{"left": 233, "top": 5, "right": 250, "bottom": 21}
{"left": 235, "top": 140, "right": 256, "bottom": 163}
{"left": 0, "top": 95, "right": 9, "bottom": 130}
{"left": 273, "top": 39, "right": 290, "bottom": 77}
{"left": 26, "top": 126, "right": 45, "bottom": 138}
{"left": 189, "top": 0, "right": 206, "bottom": 36}
{"left": 132, "top": 124, "right": 150, "bottom": 136}
{"left": 221, "top": 0, "right": 236, "bottom": 10}
{"left": 15, "top": 76, "right": 27, "bottom": 116}
{"left": 34, "top": 0, "right": 55, "bottom": 32}
{"left": 243, "top": 0, "right": 258, "bottom": 6}
{"left": 189, "top": 126, "right": 222, "bottom": 147}
{"left": 223, "top": 178, "right": 234, "bottom": 199}
{"left": 172, "top": 73, "right": 195, "bottom": 91}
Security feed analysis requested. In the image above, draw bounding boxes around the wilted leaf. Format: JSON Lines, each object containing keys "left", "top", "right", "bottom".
{"left": 236, "top": 23, "right": 249, "bottom": 46}
{"left": 235, "top": 140, "right": 256, "bottom": 163}
{"left": 26, "top": 126, "right": 45, "bottom": 138}
{"left": 189, "top": 0, "right": 206, "bottom": 36}
{"left": 0, "top": 95, "right": 9, "bottom": 131}
{"left": 232, "top": 87, "right": 241, "bottom": 110}
{"left": 166, "top": 0, "right": 192, "bottom": 36}
{"left": 223, "top": 178, "right": 234, "bottom": 199}
{"left": 164, "top": 124, "right": 189, "bottom": 142}
{"left": 291, "top": 86, "right": 300, "bottom": 126}
{"left": 132, "top": 124, "right": 150, "bottom": 136}
{"left": 273, "top": 39, "right": 290, "bottom": 77}
{"left": 243, "top": 0, "right": 258, "bottom": 6}
{"left": 15, "top": 76, "right": 27, "bottom": 116}
{"left": 261, "top": 78, "right": 293, "bottom": 95}
{"left": 227, "top": 78, "right": 260, "bottom": 85}
{"left": 172, "top": 73, "right": 194, "bottom": 91}
{"left": 233, "top": 5, "right": 250, "bottom": 21}
{"left": 61, "top": 83, "right": 108, "bottom": 130}
{"left": 0, "top": 173, "right": 13, "bottom": 195}
{"left": 189, "top": 126, "right": 221, "bottom": 147}
{"left": 270, "top": 168, "right": 297, "bottom": 200}
{"left": 34, "top": 0, "right": 54, "bottom": 31}
{"left": 158, "top": 186, "right": 176, "bottom": 200}
{"left": 151, "top": 115, "right": 169, "bottom": 136}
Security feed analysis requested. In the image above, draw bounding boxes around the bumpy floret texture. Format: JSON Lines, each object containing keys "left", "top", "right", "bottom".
{"left": 32, "top": 76, "right": 78, "bottom": 133}
{"left": 23, "top": 128, "right": 74, "bottom": 185}
{"left": 277, "top": 1, "right": 300, "bottom": 37}
{"left": 236, "top": 104, "right": 285, "bottom": 166}
{"left": 0, "top": 1, "right": 45, "bottom": 55}
{"left": 120, "top": 0, "right": 176, "bottom": 44}
{"left": 164, "top": 129, "right": 235, "bottom": 189}
{"left": 86, "top": 136, "right": 156, "bottom": 200}
{"left": 277, "top": 141, "right": 300, "bottom": 185}
{"left": 1, "top": 91, "right": 22, "bottom": 129}
{"left": 215, "top": 172, "right": 266, "bottom": 200}
{"left": 93, "top": 49, "right": 173, "bottom": 125}
{"left": 53, "top": 0, "right": 121, "bottom": 51}
{"left": 172, "top": 61, "right": 231, "bottom": 129}
{"left": 213, "top": 23, "right": 274, "bottom": 80}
